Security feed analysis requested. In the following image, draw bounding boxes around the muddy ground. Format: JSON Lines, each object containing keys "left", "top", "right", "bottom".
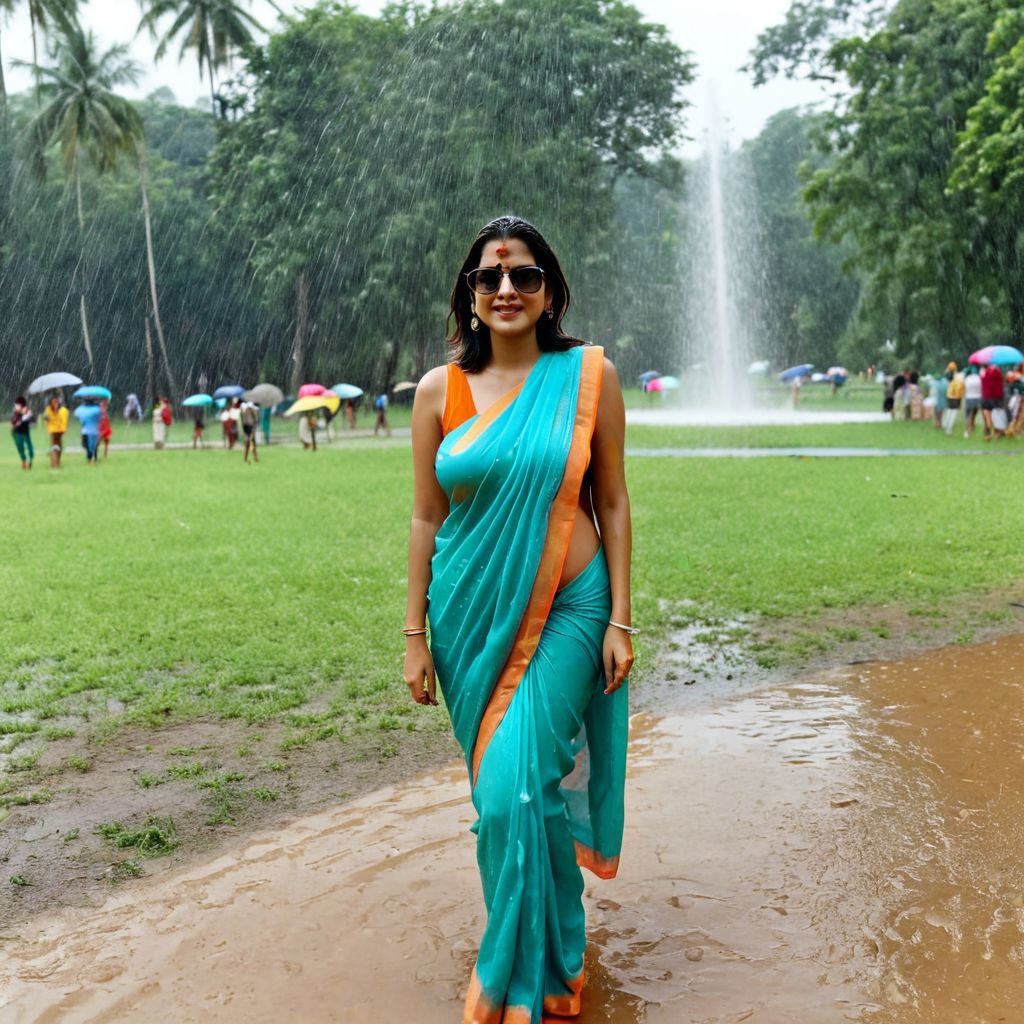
{"left": 2, "top": 587, "right": 1022, "bottom": 934}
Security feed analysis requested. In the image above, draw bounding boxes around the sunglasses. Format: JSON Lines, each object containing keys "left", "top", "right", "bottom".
{"left": 466, "top": 265, "right": 545, "bottom": 295}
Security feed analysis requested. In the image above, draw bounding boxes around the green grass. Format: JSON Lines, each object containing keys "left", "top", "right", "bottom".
{"left": 625, "top": 417, "right": 1009, "bottom": 451}
{"left": 3, "top": 431, "right": 1024, "bottom": 782}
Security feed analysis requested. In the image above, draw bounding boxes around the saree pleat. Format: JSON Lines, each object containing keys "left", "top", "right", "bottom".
{"left": 428, "top": 346, "right": 627, "bottom": 1023}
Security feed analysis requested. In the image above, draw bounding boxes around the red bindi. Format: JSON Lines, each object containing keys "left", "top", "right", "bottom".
{"left": 496, "top": 244, "right": 509, "bottom": 257}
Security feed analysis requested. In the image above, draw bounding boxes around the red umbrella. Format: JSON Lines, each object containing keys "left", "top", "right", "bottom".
{"left": 298, "top": 383, "right": 327, "bottom": 398}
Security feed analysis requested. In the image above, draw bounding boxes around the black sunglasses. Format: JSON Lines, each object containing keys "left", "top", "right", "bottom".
{"left": 465, "top": 265, "right": 545, "bottom": 295}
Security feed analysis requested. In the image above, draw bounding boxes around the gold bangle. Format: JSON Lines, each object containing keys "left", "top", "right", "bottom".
{"left": 402, "top": 627, "right": 428, "bottom": 636}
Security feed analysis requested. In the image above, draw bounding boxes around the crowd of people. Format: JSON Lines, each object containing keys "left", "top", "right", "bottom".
{"left": 9, "top": 389, "right": 396, "bottom": 469}
{"left": 881, "top": 361, "right": 1024, "bottom": 439}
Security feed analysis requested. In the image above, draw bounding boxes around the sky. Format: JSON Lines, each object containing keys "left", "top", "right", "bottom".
{"left": 1, "top": 0, "right": 826, "bottom": 156}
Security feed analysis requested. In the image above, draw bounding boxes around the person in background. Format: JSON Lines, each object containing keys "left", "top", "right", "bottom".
{"left": 222, "top": 398, "right": 240, "bottom": 449}
{"left": 345, "top": 398, "right": 356, "bottom": 431}
{"left": 374, "top": 391, "right": 390, "bottom": 436}
{"left": 299, "top": 411, "right": 317, "bottom": 450}
{"left": 240, "top": 401, "right": 260, "bottom": 463}
{"left": 963, "top": 366, "right": 982, "bottom": 437}
{"left": 153, "top": 397, "right": 171, "bottom": 449}
{"left": 980, "top": 362, "right": 1005, "bottom": 439}
{"left": 943, "top": 363, "right": 964, "bottom": 435}
{"left": 43, "top": 395, "right": 69, "bottom": 468}
{"left": 10, "top": 396, "right": 34, "bottom": 470}
{"left": 1005, "top": 365, "right": 1024, "bottom": 436}
{"left": 907, "top": 371, "right": 924, "bottom": 420}
{"left": 260, "top": 404, "right": 272, "bottom": 446}
{"left": 891, "top": 368, "right": 907, "bottom": 419}
{"left": 930, "top": 370, "right": 948, "bottom": 429}
{"left": 99, "top": 399, "right": 113, "bottom": 458}
{"left": 192, "top": 408, "right": 206, "bottom": 449}
{"left": 124, "top": 393, "right": 143, "bottom": 424}
{"left": 74, "top": 400, "right": 102, "bottom": 465}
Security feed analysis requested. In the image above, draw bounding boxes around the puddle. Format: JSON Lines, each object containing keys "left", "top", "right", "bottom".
{"left": 3, "top": 636, "right": 1024, "bottom": 1022}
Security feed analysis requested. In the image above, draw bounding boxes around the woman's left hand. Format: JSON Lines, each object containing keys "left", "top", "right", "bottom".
{"left": 603, "top": 627, "right": 634, "bottom": 694}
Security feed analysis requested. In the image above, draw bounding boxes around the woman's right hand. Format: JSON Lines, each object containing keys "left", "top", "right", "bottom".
{"left": 404, "top": 637, "right": 438, "bottom": 706}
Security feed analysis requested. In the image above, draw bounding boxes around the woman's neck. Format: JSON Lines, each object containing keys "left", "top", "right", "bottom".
{"left": 487, "top": 333, "right": 541, "bottom": 376}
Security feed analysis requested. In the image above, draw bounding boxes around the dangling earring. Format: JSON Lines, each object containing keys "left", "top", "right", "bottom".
{"left": 546, "top": 308, "right": 554, "bottom": 319}
{"left": 470, "top": 305, "right": 480, "bottom": 332}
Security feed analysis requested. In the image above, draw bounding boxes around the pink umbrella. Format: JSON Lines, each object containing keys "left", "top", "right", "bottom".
{"left": 298, "top": 383, "right": 327, "bottom": 398}
{"left": 968, "top": 347, "right": 995, "bottom": 366}
{"left": 645, "top": 378, "right": 666, "bottom": 392}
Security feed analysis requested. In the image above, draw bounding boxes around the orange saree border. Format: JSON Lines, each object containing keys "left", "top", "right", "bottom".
{"left": 464, "top": 968, "right": 585, "bottom": 1023}
{"left": 573, "top": 841, "right": 619, "bottom": 880}
{"left": 470, "top": 345, "right": 605, "bottom": 787}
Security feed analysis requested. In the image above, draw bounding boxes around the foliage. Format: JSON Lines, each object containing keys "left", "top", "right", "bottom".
{"left": 754, "top": 0, "right": 1019, "bottom": 368}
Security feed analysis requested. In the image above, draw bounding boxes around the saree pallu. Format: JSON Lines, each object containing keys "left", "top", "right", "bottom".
{"left": 428, "top": 346, "right": 628, "bottom": 1023}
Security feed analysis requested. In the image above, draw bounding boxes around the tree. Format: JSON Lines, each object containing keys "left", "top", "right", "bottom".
{"left": 209, "top": 0, "right": 695, "bottom": 392}
{"left": 137, "top": 0, "right": 265, "bottom": 116}
{"left": 949, "top": 7, "right": 1024, "bottom": 337}
{"left": 20, "top": 17, "right": 176, "bottom": 392}
{"left": 752, "top": 0, "right": 1007, "bottom": 366}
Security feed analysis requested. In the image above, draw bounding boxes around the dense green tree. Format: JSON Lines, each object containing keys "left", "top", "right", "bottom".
{"left": 209, "top": 0, "right": 694, "bottom": 393}
{"left": 949, "top": 7, "right": 1024, "bottom": 337}
{"left": 753, "top": 0, "right": 1010, "bottom": 367}
{"left": 738, "top": 107, "right": 860, "bottom": 368}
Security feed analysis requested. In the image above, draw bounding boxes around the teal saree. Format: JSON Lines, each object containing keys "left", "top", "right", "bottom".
{"left": 428, "top": 345, "right": 628, "bottom": 1023}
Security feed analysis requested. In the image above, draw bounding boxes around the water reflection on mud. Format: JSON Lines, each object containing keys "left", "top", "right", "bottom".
{"left": 2, "top": 636, "right": 1023, "bottom": 1022}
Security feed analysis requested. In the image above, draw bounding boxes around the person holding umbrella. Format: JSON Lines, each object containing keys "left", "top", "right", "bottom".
{"left": 240, "top": 402, "right": 260, "bottom": 463}
{"left": 42, "top": 395, "right": 69, "bottom": 468}
{"left": 10, "top": 397, "right": 35, "bottom": 470}
{"left": 73, "top": 400, "right": 102, "bottom": 465}
{"left": 980, "top": 362, "right": 1005, "bottom": 439}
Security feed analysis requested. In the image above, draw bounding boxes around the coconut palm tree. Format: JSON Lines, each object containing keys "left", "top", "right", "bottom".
{"left": 0, "top": 1, "right": 79, "bottom": 121}
{"left": 136, "top": 0, "right": 266, "bottom": 116}
{"left": 19, "top": 17, "right": 177, "bottom": 397}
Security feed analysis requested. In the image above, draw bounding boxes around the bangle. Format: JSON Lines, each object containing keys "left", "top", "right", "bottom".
{"left": 402, "top": 627, "right": 428, "bottom": 637}
{"left": 609, "top": 620, "right": 639, "bottom": 636}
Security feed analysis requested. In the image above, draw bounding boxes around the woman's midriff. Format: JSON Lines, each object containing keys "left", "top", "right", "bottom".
{"left": 559, "top": 492, "right": 601, "bottom": 590}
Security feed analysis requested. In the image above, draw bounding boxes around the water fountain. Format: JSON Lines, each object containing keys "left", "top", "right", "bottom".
{"left": 628, "top": 88, "right": 885, "bottom": 428}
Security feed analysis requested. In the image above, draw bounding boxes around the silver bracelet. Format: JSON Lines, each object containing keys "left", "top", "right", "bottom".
{"left": 608, "top": 619, "right": 640, "bottom": 636}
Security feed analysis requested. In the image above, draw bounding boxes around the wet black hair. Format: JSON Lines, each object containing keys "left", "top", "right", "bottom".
{"left": 447, "top": 215, "right": 584, "bottom": 373}
{"left": 15, "top": 396, "right": 26, "bottom": 405}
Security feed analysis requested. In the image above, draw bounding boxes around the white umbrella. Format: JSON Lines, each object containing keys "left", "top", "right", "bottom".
{"left": 393, "top": 381, "right": 417, "bottom": 393}
{"left": 28, "top": 371, "right": 83, "bottom": 394}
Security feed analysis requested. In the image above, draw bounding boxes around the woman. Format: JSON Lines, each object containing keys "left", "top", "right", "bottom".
{"left": 152, "top": 397, "right": 171, "bottom": 449}
{"left": 404, "top": 216, "right": 633, "bottom": 1022}
{"left": 10, "top": 397, "right": 34, "bottom": 470}
{"left": 964, "top": 366, "right": 982, "bottom": 437}
{"left": 99, "top": 399, "right": 113, "bottom": 458}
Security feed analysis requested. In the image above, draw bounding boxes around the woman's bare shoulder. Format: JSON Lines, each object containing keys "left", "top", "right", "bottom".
{"left": 413, "top": 365, "right": 450, "bottom": 422}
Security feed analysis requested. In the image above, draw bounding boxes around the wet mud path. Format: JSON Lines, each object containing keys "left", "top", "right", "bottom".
{"left": 4, "top": 636, "right": 1024, "bottom": 1023}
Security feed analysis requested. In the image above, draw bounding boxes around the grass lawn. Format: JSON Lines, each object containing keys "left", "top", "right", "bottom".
{"left": 3, "top": 426, "right": 1024, "bottom": 916}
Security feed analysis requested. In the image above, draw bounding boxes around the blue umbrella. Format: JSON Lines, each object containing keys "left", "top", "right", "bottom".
{"left": 183, "top": 393, "right": 213, "bottom": 407}
{"left": 72, "top": 385, "right": 112, "bottom": 400}
{"left": 28, "top": 371, "right": 83, "bottom": 394}
{"left": 331, "top": 383, "right": 364, "bottom": 400}
{"left": 778, "top": 364, "right": 814, "bottom": 382}
{"left": 638, "top": 370, "right": 660, "bottom": 383}
{"left": 213, "top": 384, "right": 245, "bottom": 400}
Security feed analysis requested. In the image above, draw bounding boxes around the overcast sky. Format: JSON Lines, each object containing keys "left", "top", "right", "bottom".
{"left": 1, "top": 0, "right": 825, "bottom": 155}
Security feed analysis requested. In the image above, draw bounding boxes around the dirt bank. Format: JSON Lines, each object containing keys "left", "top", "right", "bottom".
{"left": 3, "top": 633, "right": 1023, "bottom": 1022}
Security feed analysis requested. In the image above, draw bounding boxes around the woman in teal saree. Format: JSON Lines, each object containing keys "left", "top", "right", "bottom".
{"left": 404, "top": 216, "right": 634, "bottom": 1023}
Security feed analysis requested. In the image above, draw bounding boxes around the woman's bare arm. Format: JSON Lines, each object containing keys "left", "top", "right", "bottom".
{"left": 404, "top": 366, "right": 450, "bottom": 705}
{"left": 590, "top": 357, "right": 633, "bottom": 693}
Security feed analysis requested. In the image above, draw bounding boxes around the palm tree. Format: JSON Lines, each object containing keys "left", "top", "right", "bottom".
{"left": 20, "top": 18, "right": 177, "bottom": 397}
{"left": 137, "top": 0, "right": 266, "bottom": 116}
{"left": 0, "top": 1, "right": 80, "bottom": 121}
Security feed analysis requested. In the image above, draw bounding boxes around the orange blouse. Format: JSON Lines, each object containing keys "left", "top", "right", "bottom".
{"left": 442, "top": 363, "right": 478, "bottom": 437}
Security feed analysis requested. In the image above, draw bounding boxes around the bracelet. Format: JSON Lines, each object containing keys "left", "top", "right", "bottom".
{"left": 609, "top": 619, "right": 640, "bottom": 636}
{"left": 402, "top": 627, "right": 428, "bottom": 637}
